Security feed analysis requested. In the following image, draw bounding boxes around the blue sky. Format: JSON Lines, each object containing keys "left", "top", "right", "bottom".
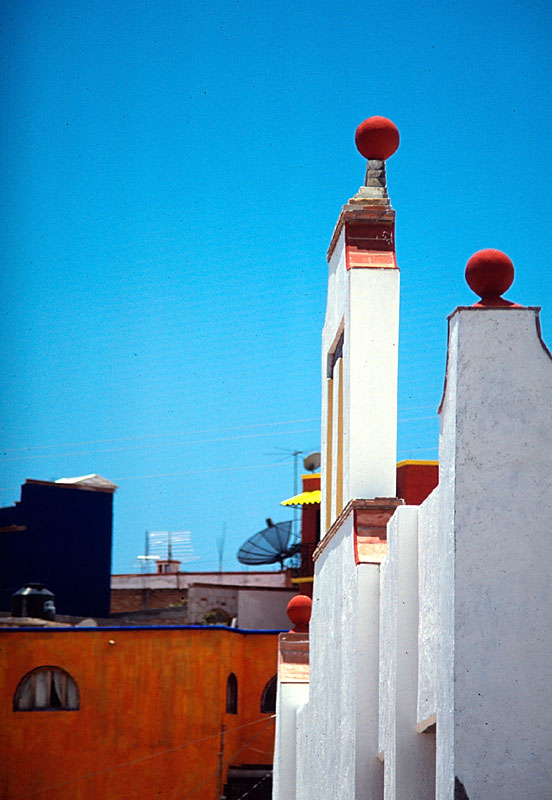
{"left": 1, "top": 0, "right": 551, "bottom": 573}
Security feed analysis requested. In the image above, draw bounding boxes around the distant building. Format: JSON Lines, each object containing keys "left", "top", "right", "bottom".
{"left": 1, "top": 623, "right": 279, "bottom": 799}
{"left": 111, "top": 568, "right": 296, "bottom": 628}
{"left": 0, "top": 474, "right": 116, "bottom": 618}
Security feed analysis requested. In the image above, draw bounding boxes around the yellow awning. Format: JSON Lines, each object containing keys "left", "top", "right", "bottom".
{"left": 281, "top": 489, "right": 321, "bottom": 507}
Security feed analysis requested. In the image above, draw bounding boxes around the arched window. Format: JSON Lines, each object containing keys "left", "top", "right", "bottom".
{"left": 260, "top": 674, "right": 277, "bottom": 713}
{"left": 14, "top": 667, "right": 79, "bottom": 712}
{"left": 226, "top": 672, "right": 238, "bottom": 714}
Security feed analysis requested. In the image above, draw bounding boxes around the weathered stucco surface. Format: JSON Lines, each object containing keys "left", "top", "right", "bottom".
{"left": 379, "top": 505, "right": 435, "bottom": 799}
{"left": 438, "top": 307, "right": 552, "bottom": 799}
{"left": 416, "top": 487, "right": 439, "bottom": 726}
{"left": 296, "top": 515, "right": 358, "bottom": 798}
{"left": 321, "top": 226, "right": 399, "bottom": 531}
{"left": 273, "top": 681, "right": 309, "bottom": 799}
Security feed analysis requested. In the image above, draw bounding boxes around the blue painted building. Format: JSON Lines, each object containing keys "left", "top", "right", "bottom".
{"left": 0, "top": 475, "right": 116, "bottom": 617}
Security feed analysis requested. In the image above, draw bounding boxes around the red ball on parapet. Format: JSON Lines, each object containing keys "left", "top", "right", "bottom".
{"left": 355, "top": 116, "right": 400, "bottom": 160}
{"left": 287, "top": 594, "right": 312, "bottom": 634}
{"left": 465, "top": 249, "right": 518, "bottom": 307}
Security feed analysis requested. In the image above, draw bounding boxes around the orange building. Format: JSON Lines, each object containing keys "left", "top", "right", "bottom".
{"left": 1, "top": 625, "right": 279, "bottom": 799}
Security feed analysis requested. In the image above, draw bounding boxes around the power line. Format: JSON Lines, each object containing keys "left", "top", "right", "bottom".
{"left": 0, "top": 428, "right": 320, "bottom": 463}
{"left": 7, "top": 715, "right": 275, "bottom": 800}
{"left": 0, "top": 459, "right": 297, "bottom": 493}
{"left": 182, "top": 716, "right": 276, "bottom": 800}
{"left": 112, "top": 459, "right": 303, "bottom": 483}
{"left": 1, "top": 417, "right": 321, "bottom": 454}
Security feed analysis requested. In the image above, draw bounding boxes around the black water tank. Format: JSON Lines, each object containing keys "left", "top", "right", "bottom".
{"left": 11, "top": 583, "right": 56, "bottom": 620}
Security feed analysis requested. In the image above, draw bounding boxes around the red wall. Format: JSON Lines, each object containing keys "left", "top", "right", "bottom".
{"left": 396, "top": 461, "right": 439, "bottom": 505}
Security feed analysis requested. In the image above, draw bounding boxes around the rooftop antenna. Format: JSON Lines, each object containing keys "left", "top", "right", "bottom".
{"left": 216, "top": 523, "right": 227, "bottom": 573}
{"left": 145, "top": 531, "right": 200, "bottom": 567}
{"left": 267, "top": 447, "right": 307, "bottom": 539}
{"left": 135, "top": 530, "right": 161, "bottom": 573}
{"left": 136, "top": 555, "right": 160, "bottom": 573}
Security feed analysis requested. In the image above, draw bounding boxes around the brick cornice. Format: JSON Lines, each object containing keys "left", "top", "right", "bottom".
{"left": 313, "top": 497, "right": 403, "bottom": 562}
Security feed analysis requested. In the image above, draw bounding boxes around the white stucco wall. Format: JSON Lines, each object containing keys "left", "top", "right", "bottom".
{"left": 417, "top": 487, "right": 439, "bottom": 727}
{"left": 321, "top": 225, "right": 399, "bottom": 532}
{"left": 379, "top": 540, "right": 397, "bottom": 797}
{"left": 273, "top": 681, "right": 309, "bottom": 800}
{"left": 296, "top": 514, "right": 358, "bottom": 798}
{"left": 379, "top": 505, "right": 435, "bottom": 799}
{"left": 355, "top": 563, "right": 384, "bottom": 799}
{"left": 294, "top": 514, "right": 383, "bottom": 799}
{"left": 347, "top": 268, "right": 399, "bottom": 502}
{"left": 437, "top": 307, "right": 552, "bottom": 799}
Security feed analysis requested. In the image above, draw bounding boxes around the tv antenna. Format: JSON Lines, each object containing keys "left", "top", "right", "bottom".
{"left": 266, "top": 447, "right": 315, "bottom": 538}
{"left": 237, "top": 519, "right": 301, "bottom": 570}
{"left": 143, "top": 530, "right": 200, "bottom": 566}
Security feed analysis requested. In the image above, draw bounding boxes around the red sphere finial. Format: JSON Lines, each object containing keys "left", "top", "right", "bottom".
{"left": 287, "top": 594, "right": 312, "bottom": 633}
{"left": 355, "top": 116, "right": 400, "bottom": 160}
{"left": 465, "top": 249, "right": 515, "bottom": 306}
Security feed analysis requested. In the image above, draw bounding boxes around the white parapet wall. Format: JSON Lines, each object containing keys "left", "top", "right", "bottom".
{"left": 355, "top": 562, "right": 384, "bottom": 799}
{"left": 293, "top": 511, "right": 383, "bottom": 800}
{"left": 347, "top": 268, "right": 399, "bottom": 503}
{"left": 273, "top": 673, "right": 309, "bottom": 800}
{"left": 437, "top": 306, "right": 552, "bottom": 799}
{"left": 379, "top": 505, "right": 436, "bottom": 800}
{"left": 296, "top": 513, "right": 358, "bottom": 798}
{"left": 416, "top": 487, "right": 439, "bottom": 728}
{"left": 321, "top": 226, "right": 399, "bottom": 533}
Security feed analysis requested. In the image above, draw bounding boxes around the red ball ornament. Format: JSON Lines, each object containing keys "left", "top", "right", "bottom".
{"left": 355, "top": 116, "right": 400, "bottom": 160}
{"left": 465, "top": 249, "right": 514, "bottom": 305}
{"left": 287, "top": 594, "right": 312, "bottom": 633}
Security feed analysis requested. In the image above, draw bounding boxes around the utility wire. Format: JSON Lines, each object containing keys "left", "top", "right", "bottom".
{"left": 0, "top": 428, "right": 320, "bottom": 463}
{"left": 1, "top": 417, "right": 321, "bottom": 454}
{"left": 0, "top": 459, "right": 297, "bottom": 493}
{"left": 182, "top": 716, "right": 276, "bottom": 800}
{"left": 0, "top": 416, "right": 436, "bottom": 463}
{"left": 7, "top": 715, "right": 275, "bottom": 800}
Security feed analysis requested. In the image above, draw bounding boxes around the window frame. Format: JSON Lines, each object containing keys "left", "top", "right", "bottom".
{"left": 260, "top": 674, "right": 277, "bottom": 714}
{"left": 226, "top": 672, "right": 238, "bottom": 714}
{"left": 13, "top": 666, "right": 80, "bottom": 712}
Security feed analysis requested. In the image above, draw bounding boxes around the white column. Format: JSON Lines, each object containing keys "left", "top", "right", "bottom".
{"left": 347, "top": 268, "right": 399, "bottom": 501}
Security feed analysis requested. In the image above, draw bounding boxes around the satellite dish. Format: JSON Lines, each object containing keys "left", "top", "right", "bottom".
{"left": 237, "top": 520, "right": 301, "bottom": 568}
{"left": 303, "top": 452, "right": 321, "bottom": 472}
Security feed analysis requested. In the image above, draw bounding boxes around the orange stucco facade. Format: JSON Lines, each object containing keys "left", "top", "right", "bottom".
{"left": 0, "top": 626, "right": 278, "bottom": 800}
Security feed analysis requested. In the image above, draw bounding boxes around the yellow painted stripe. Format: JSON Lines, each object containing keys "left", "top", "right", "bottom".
{"left": 396, "top": 460, "right": 438, "bottom": 467}
{"left": 326, "top": 377, "right": 333, "bottom": 532}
